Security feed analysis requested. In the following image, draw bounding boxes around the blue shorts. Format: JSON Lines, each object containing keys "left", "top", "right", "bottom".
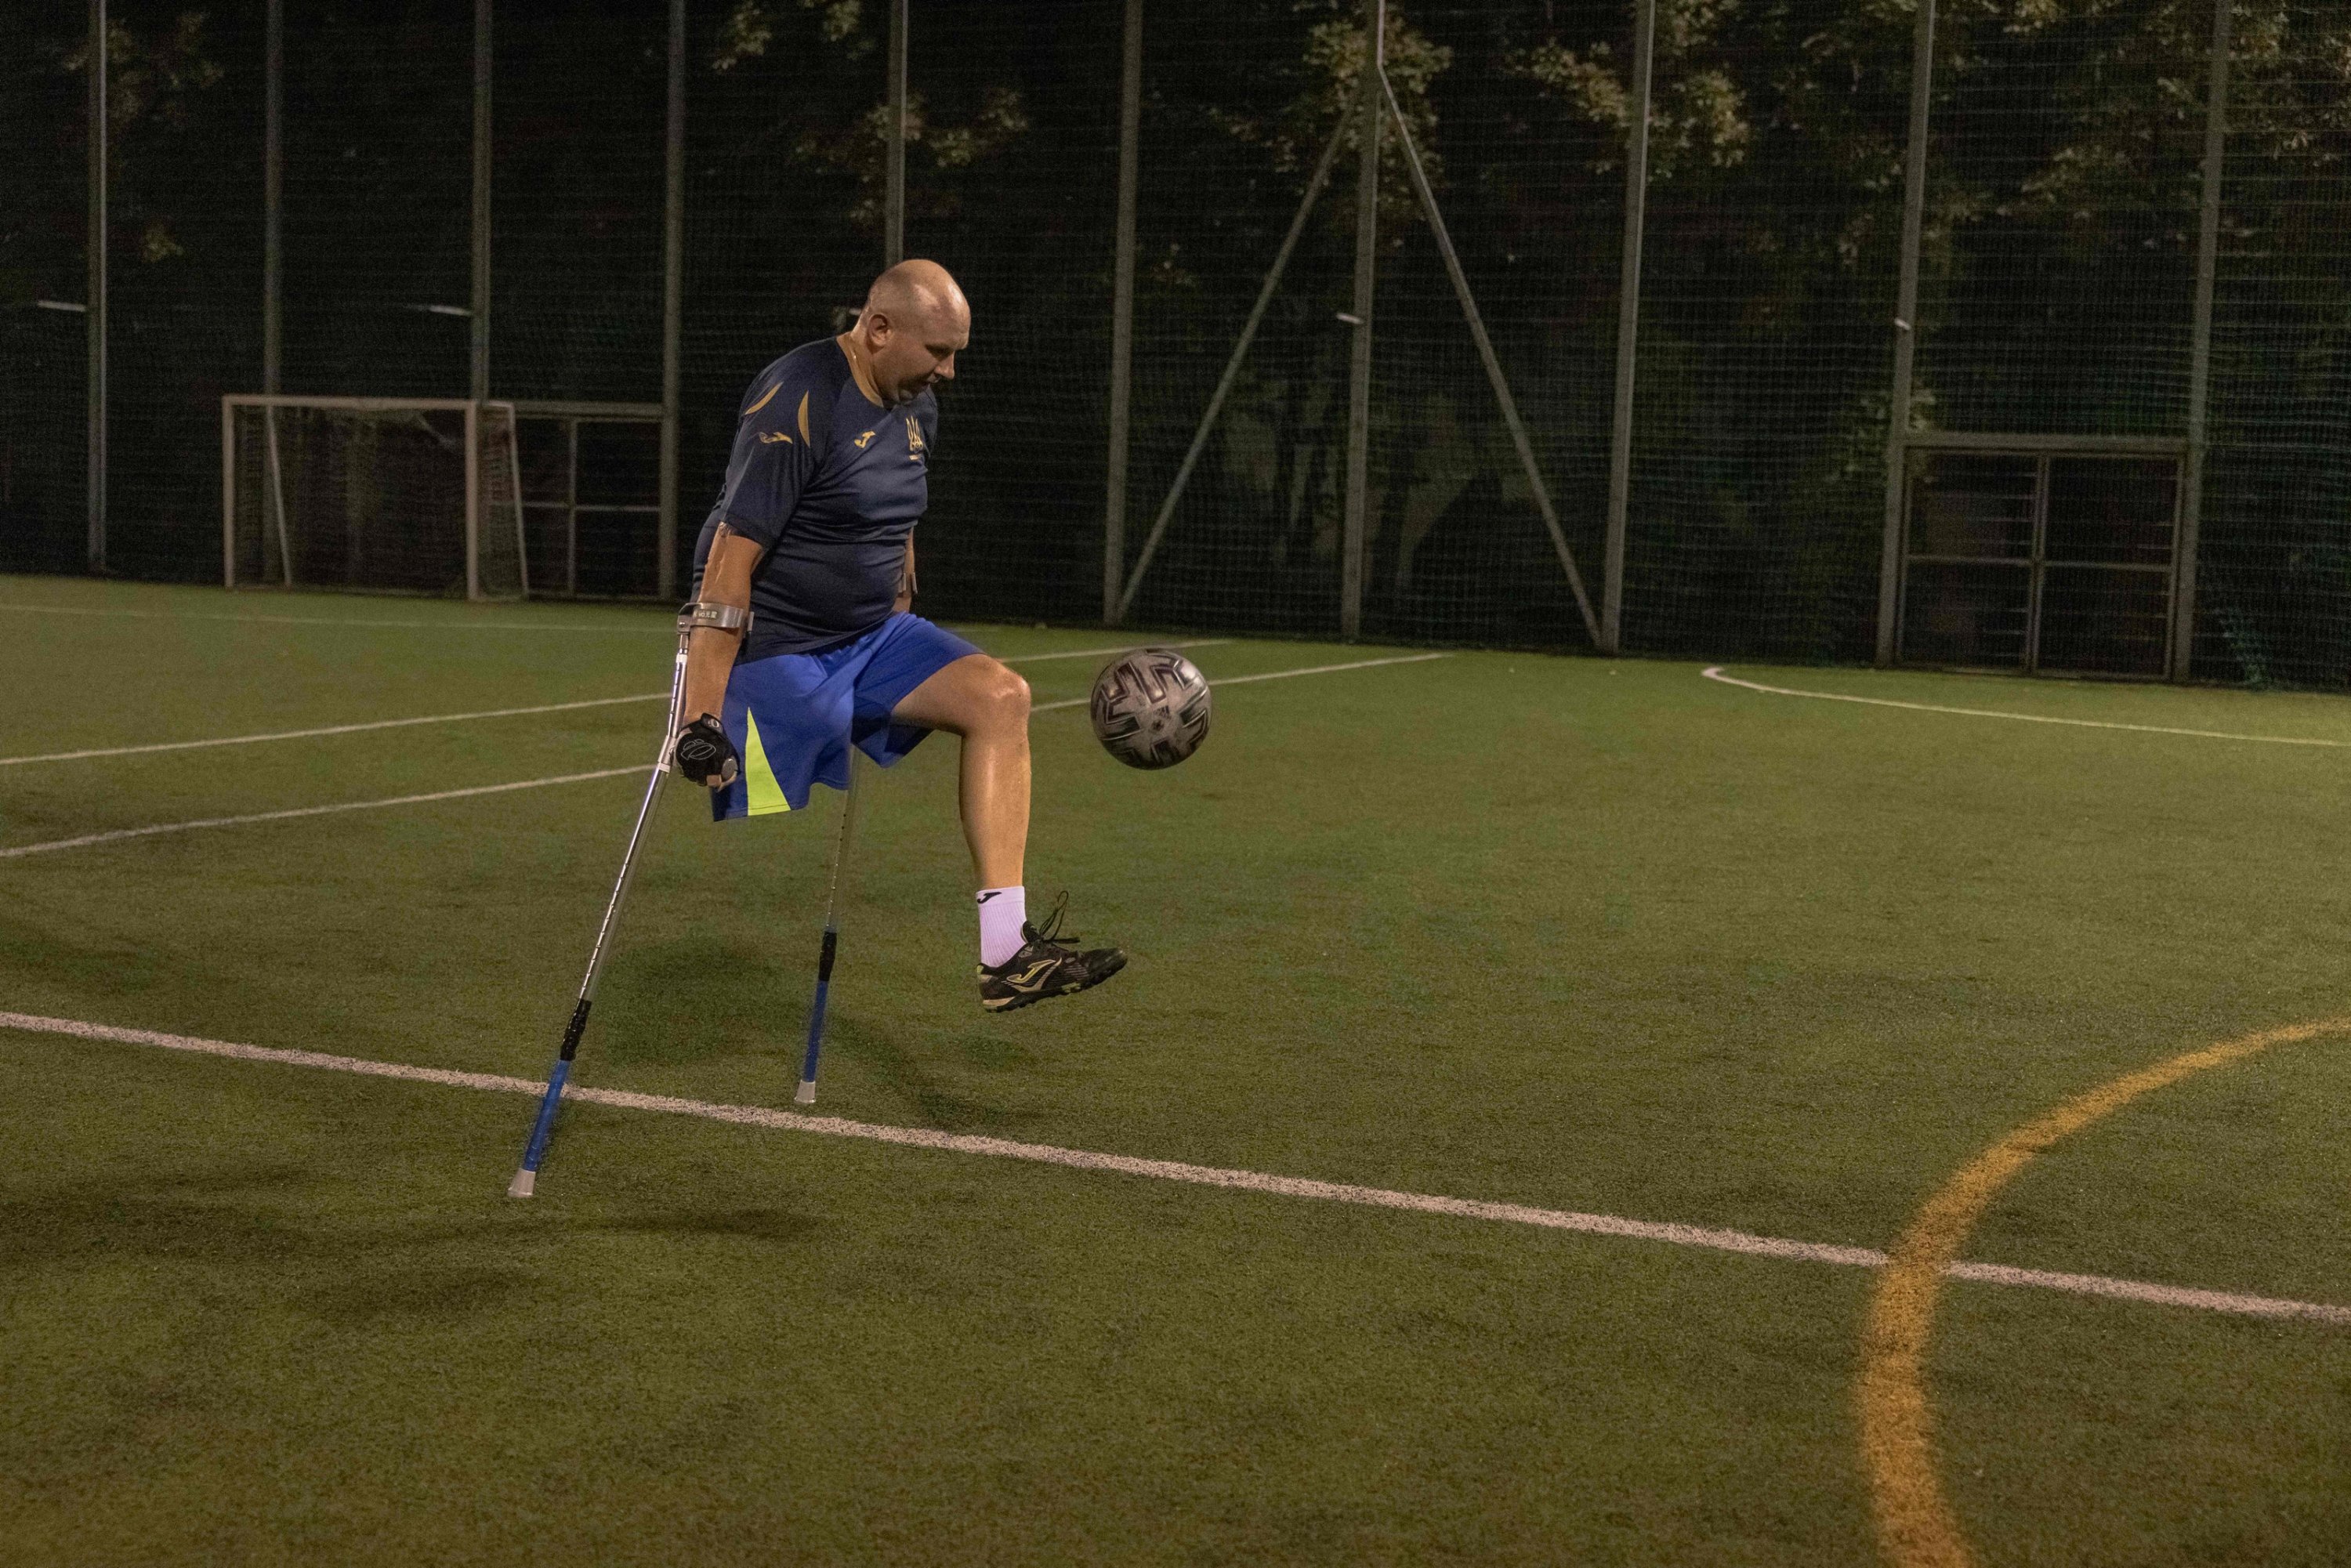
{"left": 708, "top": 614, "right": 981, "bottom": 821}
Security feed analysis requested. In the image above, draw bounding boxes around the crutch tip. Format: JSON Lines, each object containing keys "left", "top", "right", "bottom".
{"left": 506, "top": 1169, "right": 537, "bottom": 1199}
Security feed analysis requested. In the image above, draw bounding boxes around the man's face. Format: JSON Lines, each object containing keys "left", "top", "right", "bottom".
{"left": 866, "top": 306, "right": 969, "bottom": 406}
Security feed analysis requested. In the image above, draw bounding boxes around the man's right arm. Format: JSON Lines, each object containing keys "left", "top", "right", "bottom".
{"left": 675, "top": 361, "right": 825, "bottom": 785}
{"left": 679, "top": 523, "right": 763, "bottom": 788}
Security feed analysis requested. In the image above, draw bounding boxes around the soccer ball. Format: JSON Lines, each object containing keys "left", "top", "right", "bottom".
{"left": 1089, "top": 648, "right": 1212, "bottom": 770}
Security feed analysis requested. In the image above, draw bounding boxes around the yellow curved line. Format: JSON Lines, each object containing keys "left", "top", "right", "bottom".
{"left": 1857, "top": 1016, "right": 2351, "bottom": 1567}
{"left": 742, "top": 380, "right": 781, "bottom": 418}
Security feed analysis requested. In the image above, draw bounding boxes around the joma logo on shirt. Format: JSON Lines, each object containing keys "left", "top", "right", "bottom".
{"left": 852, "top": 429, "right": 878, "bottom": 450}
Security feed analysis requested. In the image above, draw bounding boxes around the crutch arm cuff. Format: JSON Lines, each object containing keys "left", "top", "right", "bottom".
{"left": 679, "top": 600, "right": 754, "bottom": 634}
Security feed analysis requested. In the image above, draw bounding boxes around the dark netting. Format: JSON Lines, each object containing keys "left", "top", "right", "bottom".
{"left": 1618, "top": 0, "right": 1910, "bottom": 663}
{"left": 1118, "top": 2, "right": 1618, "bottom": 646}
{"left": 17, "top": 1, "right": 266, "bottom": 583}
{"left": 226, "top": 400, "right": 526, "bottom": 598}
{"left": 1359, "top": 2, "right": 1619, "bottom": 649}
{"left": 9, "top": 0, "right": 2351, "bottom": 684}
{"left": 1887, "top": 0, "right": 2207, "bottom": 676}
{"left": 1916, "top": 2, "right": 2204, "bottom": 438}
{"left": 676, "top": 0, "right": 882, "bottom": 593}
{"left": 108, "top": 4, "right": 262, "bottom": 582}
{"left": 675, "top": 0, "right": 1119, "bottom": 621}
{"left": 897, "top": 0, "right": 1121, "bottom": 628}
{"left": 0, "top": 13, "right": 89, "bottom": 575}
{"left": 2194, "top": 0, "right": 2351, "bottom": 686}
{"left": 1117, "top": 0, "right": 1359, "bottom": 639}
{"left": 493, "top": 1, "right": 665, "bottom": 406}
{"left": 280, "top": 4, "right": 471, "bottom": 404}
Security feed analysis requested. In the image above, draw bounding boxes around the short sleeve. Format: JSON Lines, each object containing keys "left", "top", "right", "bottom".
{"left": 712, "top": 375, "right": 823, "bottom": 547}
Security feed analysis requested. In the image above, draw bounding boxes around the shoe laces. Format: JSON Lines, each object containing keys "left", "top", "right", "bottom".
{"left": 1024, "top": 891, "right": 1078, "bottom": 952}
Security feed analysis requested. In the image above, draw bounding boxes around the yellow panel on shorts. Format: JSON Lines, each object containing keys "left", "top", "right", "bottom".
{"left": 742, "top": 712, "right": 791, "bottom": 816}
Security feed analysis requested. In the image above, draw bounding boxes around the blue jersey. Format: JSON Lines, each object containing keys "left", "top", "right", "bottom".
{"left": 693, "top": 338, "right": 938, "bottom": 657}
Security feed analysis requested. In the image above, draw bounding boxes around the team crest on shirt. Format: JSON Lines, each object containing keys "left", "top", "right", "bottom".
{"left": 904, "top": 417, "right": 926, "bottom": 463}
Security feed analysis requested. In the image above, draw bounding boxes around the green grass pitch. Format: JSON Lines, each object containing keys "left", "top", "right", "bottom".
{"left": 3, "top": 574, "right": 2347, "bottom": 1565}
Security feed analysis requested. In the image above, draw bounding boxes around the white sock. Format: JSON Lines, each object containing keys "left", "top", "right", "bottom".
{"left": 976, "top": 886, "right": 1027, "bottom": 967}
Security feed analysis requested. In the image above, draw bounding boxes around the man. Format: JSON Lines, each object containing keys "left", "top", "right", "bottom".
{"left": 671, "top": 259, "right": 1126, "bottom": 1012}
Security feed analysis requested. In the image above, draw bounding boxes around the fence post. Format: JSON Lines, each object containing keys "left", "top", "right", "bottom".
{"left": 1340, "top": 0, "right": 1384, "bottom": 641}
{"left": 886, "top": 0, "right": 907, "bottom": 266}
{"left": 87, "top": 0, "right": 108, "bottom": 572}
{"left": 1875, "top": 0, "right": 1937, "bottom": 666}
{"left": 658, "top": 0, "right": 686, "bottom": 600}
{"left": 263, "top": 0, "right": 282, "bottom": 398}
{"left": 1103, "top": 0, "right": 1143, "bottom": 625}
{"left": 1600, "top": 0, "right": 1655, "bottom": 656}
{"left": 2172, "top": 0, "right": 2232, "bottom": 683}
{"left": 469, "top": 0, "right": 491, "bottom": 403}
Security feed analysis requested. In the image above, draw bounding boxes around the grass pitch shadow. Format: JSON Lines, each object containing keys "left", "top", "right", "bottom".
{"left": 592, "top": 937, "right": 807, "bottom": 1068}
{"left": 597, "top": 1207, "right": 824, "bottom": 1243}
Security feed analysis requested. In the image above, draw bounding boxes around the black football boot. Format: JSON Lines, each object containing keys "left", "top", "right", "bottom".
{"left": 977, "top": 893, "right": 1128, "bottom": 1012}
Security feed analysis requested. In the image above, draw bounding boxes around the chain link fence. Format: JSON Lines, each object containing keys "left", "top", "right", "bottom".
{"left": 5, "top": 0, "right": 2347, "bottom": 683}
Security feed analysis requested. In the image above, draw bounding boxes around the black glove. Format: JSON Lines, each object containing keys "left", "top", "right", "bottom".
{"left": 673, "top": 714, "right": 741, "bottom": 787}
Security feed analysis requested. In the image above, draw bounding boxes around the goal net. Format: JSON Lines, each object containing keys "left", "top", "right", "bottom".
{"left": 223, "top": 397, "right": 528, "bottom": 599}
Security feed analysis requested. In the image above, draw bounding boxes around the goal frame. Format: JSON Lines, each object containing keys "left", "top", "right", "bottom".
{"left": 219, "top": 394, "right": 527, "bottom": 601}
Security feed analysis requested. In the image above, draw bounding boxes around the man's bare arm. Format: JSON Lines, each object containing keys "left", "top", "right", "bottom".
{"left": 681, "top": 525, "right": 763, "bottom": 784}
{"left": 895, "top": 537, "right": 917, "bottom": 614}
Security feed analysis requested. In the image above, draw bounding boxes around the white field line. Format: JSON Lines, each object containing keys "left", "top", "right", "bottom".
{"left": 0, "top": 693, "right": 669, "bottom": 768}
{"left": 5, "top": 1008, "right": 2344, "bottom": 1330}
{"left": 0, "top": 652, "right": 1443, "bottom": 860}
{"left": 0, "top": 768, "right": 643, "bottom": 860}
{"left": 998, "top": 638, "right": 1231, "bottom": 664}
{"left": 1034, "top": 651, "right": 1452, "bottom": 713}
{"left": 1703, "top": 665, "right": 2351, "bottom": 748}
{"left": 5, "top": 599, "right": 1236, "bottom": 653}
{"left": 0, "top": 641, "right": 1226, "bottom": 770}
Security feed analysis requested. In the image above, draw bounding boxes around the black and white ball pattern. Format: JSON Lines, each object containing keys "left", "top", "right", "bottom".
{"left": 1089, "top": 648, "right": 1212, "bottom": 770}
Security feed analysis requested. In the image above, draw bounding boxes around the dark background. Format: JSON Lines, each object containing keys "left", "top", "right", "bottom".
{"left": 4, "top": 1, "right": 2347, "bottom": 679}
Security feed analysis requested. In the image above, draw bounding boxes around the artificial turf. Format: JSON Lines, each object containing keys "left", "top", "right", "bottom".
{"left": 3, "top": 574, "right": 2347, "bottom": 1564}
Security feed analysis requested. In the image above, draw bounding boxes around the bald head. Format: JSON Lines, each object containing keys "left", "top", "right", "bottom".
{"left": 847, "top": 259, "right": 970, "bottom": 406}
{"left": 866, "top": 259, "right": 969, "bottom": 328}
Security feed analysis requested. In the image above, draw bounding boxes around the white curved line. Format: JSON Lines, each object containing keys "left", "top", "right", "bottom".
{"left": 1701, "top": 666, "right": 2351, "bottom": 748}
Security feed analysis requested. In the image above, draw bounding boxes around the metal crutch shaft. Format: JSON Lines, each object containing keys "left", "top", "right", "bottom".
{"left": 508, "top": 611, "right": 701, "bottom": 1197}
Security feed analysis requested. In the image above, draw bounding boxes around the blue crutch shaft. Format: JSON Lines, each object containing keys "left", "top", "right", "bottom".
{"left": 795, "top": 926, "right": 839, "bottom": 1103}
{"left": 794, "top": 756, "right": 866, "bottom": 1106}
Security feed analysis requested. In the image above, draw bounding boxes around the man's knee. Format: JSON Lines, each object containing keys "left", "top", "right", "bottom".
{"left": 930, "top": 655, "right": 1027, "bottom": 733}
{"left": 976, "top": 661, "right": 1031, "bottom": 728}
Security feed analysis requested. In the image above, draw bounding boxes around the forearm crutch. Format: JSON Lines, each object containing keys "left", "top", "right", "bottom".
{"left": 795, "top": 748, "right": 867, "bottom": 1106}
{"left": 508, "top": 601, "right": 744, "bottom": 1197}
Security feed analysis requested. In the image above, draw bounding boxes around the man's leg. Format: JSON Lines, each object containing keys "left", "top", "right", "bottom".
{"left": 889, "top": 650, "right": 1125, "bottom": 1009}
{"left": 889, "top": 652, "right": 1031, "bottom": 888}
